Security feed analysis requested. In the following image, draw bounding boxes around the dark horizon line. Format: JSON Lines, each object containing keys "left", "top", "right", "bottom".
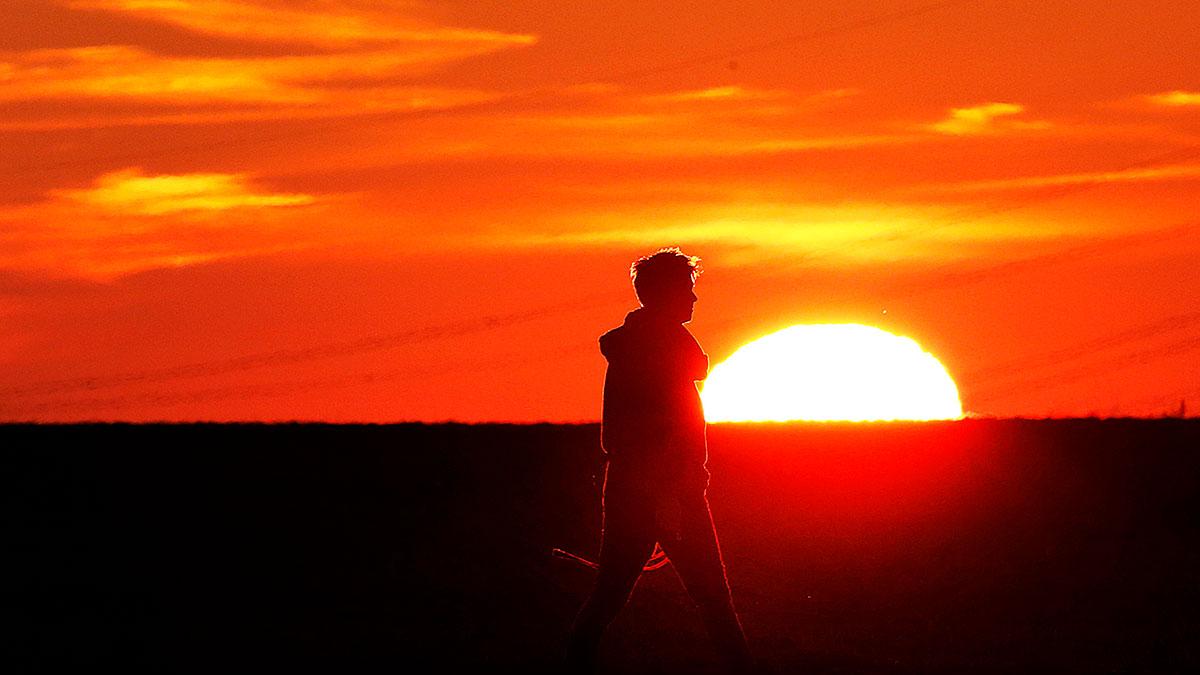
{"left": 1, "top": 415, "right": 1197, "bottom": 427}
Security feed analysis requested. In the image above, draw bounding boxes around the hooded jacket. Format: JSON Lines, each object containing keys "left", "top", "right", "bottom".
{"left": 599, "top": 307, "right": 710, "bottom": 486}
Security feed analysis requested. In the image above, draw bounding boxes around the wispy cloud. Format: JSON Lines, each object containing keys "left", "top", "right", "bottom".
{"left": 0, "top": 3, "right": 534, "bottom": 127}
{"left": 69, "top": 0, "right": 536, "bottom": 48}
{"left": 53, "top": 168, "right": 315, "bottom": 215}
{"left": 1144, "top": 90, "right": 1200, "bottom": 107}
{"left": 460, "top": 86, "right": 901, "bottom": 159}
{"left": 487, "top": 202, "right": 1072, "bottom": 267}
{"left": 0, "top": 85, "right": 496, "bottom": 131}
{"left": 0, "top": 45, "right": 512, "bottom": 105}
{"left": 408, "top": 113, "right": 917, "bottom": 159}
{"left": 643, "top": 85, "right": 858, "bottom": 111}
{"left": 926, "top": 102, "right": 1050, "bottom": 136}
{"left": 912, "top": 163, "right": 1200, "bottom": 194}
{"left": 0, "top": 169, "right": 325, "bottom": 278}
{"left": 645, "top": 85, "right": 791, "bottom": 103}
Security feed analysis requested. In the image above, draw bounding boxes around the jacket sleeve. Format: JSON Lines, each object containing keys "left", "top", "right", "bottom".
{"left": 680, "top": 330, "right": 709, "bottom": 381}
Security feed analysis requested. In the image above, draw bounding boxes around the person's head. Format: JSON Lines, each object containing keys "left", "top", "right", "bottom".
{"left": 630, "top": 247, "right": 701, "bottom": 323}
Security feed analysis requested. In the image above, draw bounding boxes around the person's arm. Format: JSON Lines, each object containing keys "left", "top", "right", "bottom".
{"left": 680, "top": 329, "right": 709, "bottom": 382}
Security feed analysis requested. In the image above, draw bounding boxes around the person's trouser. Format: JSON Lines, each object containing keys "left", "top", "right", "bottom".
{"left": 566, "top": 462, "right": 751, "bottom": 670}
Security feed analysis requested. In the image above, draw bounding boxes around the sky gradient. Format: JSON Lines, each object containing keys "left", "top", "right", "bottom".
{"left": 3, "top": 0, "right": 1199, "bottom": 421}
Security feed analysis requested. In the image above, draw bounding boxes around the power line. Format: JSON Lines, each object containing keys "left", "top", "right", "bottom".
{"left": 0, "top": 292, "right": 621, "bottom": 398}
{"left": 5, "top": 215, "right": 1193, "bottom": 405}
{"left": 3, "top": 341, "right": 595, "bottom": 417}
{"left": 892, "top": 218, "right": 1198, "bottom": 298}
{"left": 8, "top": 0, "right": 1198, "bottom": 416}
{"left": 2, "top": 0, "right": 991, "bottom": 402}
{"left": 962, "top": 309, "right": 1200, "bottom": 385}
{"left": 740, "top": 142, "right": 1200, "bottom": 277}
{"left": 971, "top": 332, "right": 1200, "bottom": 406}
{"left": 575, "top": 0, "right": 970, "bottom": 85}
{"left": 11, "top": 0, "right": 973, "bottom": 175}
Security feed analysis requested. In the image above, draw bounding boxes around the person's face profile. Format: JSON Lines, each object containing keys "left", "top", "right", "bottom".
{"left": 647, "top": 275, "right": 697, "bottom": 324}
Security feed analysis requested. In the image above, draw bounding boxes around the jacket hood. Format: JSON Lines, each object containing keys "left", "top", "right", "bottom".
{"left": 599, "top": 306, "right": 696, "bottom": 364}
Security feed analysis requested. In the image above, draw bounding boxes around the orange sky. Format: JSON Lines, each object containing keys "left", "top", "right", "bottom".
{"left": 2, "top": 0, "right": 1199, "bottom": 421}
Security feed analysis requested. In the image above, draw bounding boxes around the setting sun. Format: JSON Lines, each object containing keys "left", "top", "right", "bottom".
{"left": 702, "top": 324, "right": 963, "bottom": 422}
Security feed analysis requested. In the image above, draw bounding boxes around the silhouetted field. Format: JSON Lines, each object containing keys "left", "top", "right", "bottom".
{"left": 4, "top": 420, "right": 1199, "bottom": 673}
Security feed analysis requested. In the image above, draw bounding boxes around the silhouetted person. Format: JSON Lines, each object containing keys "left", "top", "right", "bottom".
{"left": 565, "top": 248, "right": 752, "bottom": 672}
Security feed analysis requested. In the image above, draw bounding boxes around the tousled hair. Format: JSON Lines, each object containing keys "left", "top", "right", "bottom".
{"left": 630, "top": 247, "right": 701, "bottom": 305}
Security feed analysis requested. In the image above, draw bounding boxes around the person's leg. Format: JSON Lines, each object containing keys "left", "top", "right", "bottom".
{"left": 565, "top": 479, "right": 657, "bottom": 671}
{"left": 659, "top": 489, "right": 752, "bottom": 670}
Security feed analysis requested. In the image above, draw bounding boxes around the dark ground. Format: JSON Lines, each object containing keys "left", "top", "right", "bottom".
{"left": 4, "top": 420, "right": 1199, "bottom": 673}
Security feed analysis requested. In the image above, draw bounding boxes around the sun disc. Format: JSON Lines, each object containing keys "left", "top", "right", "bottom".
{"left": 701, "top": 323, "right": 962, "bottom": 422}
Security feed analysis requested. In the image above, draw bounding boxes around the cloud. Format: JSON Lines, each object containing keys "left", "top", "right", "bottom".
{"left": 1144, "top": 90, "right": 1200, "bottom": 107}
{"left": 0, "top": 45, "right": 512, "bottom": 106}
{"left": 911, "top": 163, "right": 1200, "bottom": 194}
{"left": 645, "top": 85, "right": 790, "bottom": 103}
{"left": 0, "top": 3, "right": 534, "bottom": 127}
{"left": 0, "top": 169, "right": 326, "bottom": 278}
{"left": 0, "top": 84, "right": 497, "bottom": 130}
{"left": 642, "top": 85, "right": 859, "bottom": 112}
{"left": 486, "top": 202, "right": 1071, "bottom": 267}
{"left": 401, "top": 111, "right": 917, "bottom": 159}
{"left": 926, "top": 102, "right": 1050, "bottom": 136}
{"left": 53, "top": 168, "right": 315, "bottom": 215}
{"left": 444, "top": 86, "right": 902, "bottom": 160}
{"left": 69, "top": 0, "right": 536, "bottom": 49}
{"left": 0, "top": 207, "right": 313, "bottom": 279}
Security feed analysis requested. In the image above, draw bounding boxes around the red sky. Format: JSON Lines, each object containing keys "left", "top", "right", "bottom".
{"left": 2, "top": 0, "right": 1199, "bottom": 421}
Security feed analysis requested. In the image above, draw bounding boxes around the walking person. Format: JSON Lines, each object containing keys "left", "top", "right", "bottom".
{"left": 564, "top": 248, "right": 752, "bottom": 672}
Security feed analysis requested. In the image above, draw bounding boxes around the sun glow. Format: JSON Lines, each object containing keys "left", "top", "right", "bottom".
{"left": 702, "top": 324, "right": 963, "bottom": 422}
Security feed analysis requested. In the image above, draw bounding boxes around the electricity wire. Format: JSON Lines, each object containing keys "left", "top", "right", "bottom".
{"left": 10, "top": 0, "right": 973, "bottom": 175}
{"left": 6, "top": 0, "right": 1197, "bottom": 417}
